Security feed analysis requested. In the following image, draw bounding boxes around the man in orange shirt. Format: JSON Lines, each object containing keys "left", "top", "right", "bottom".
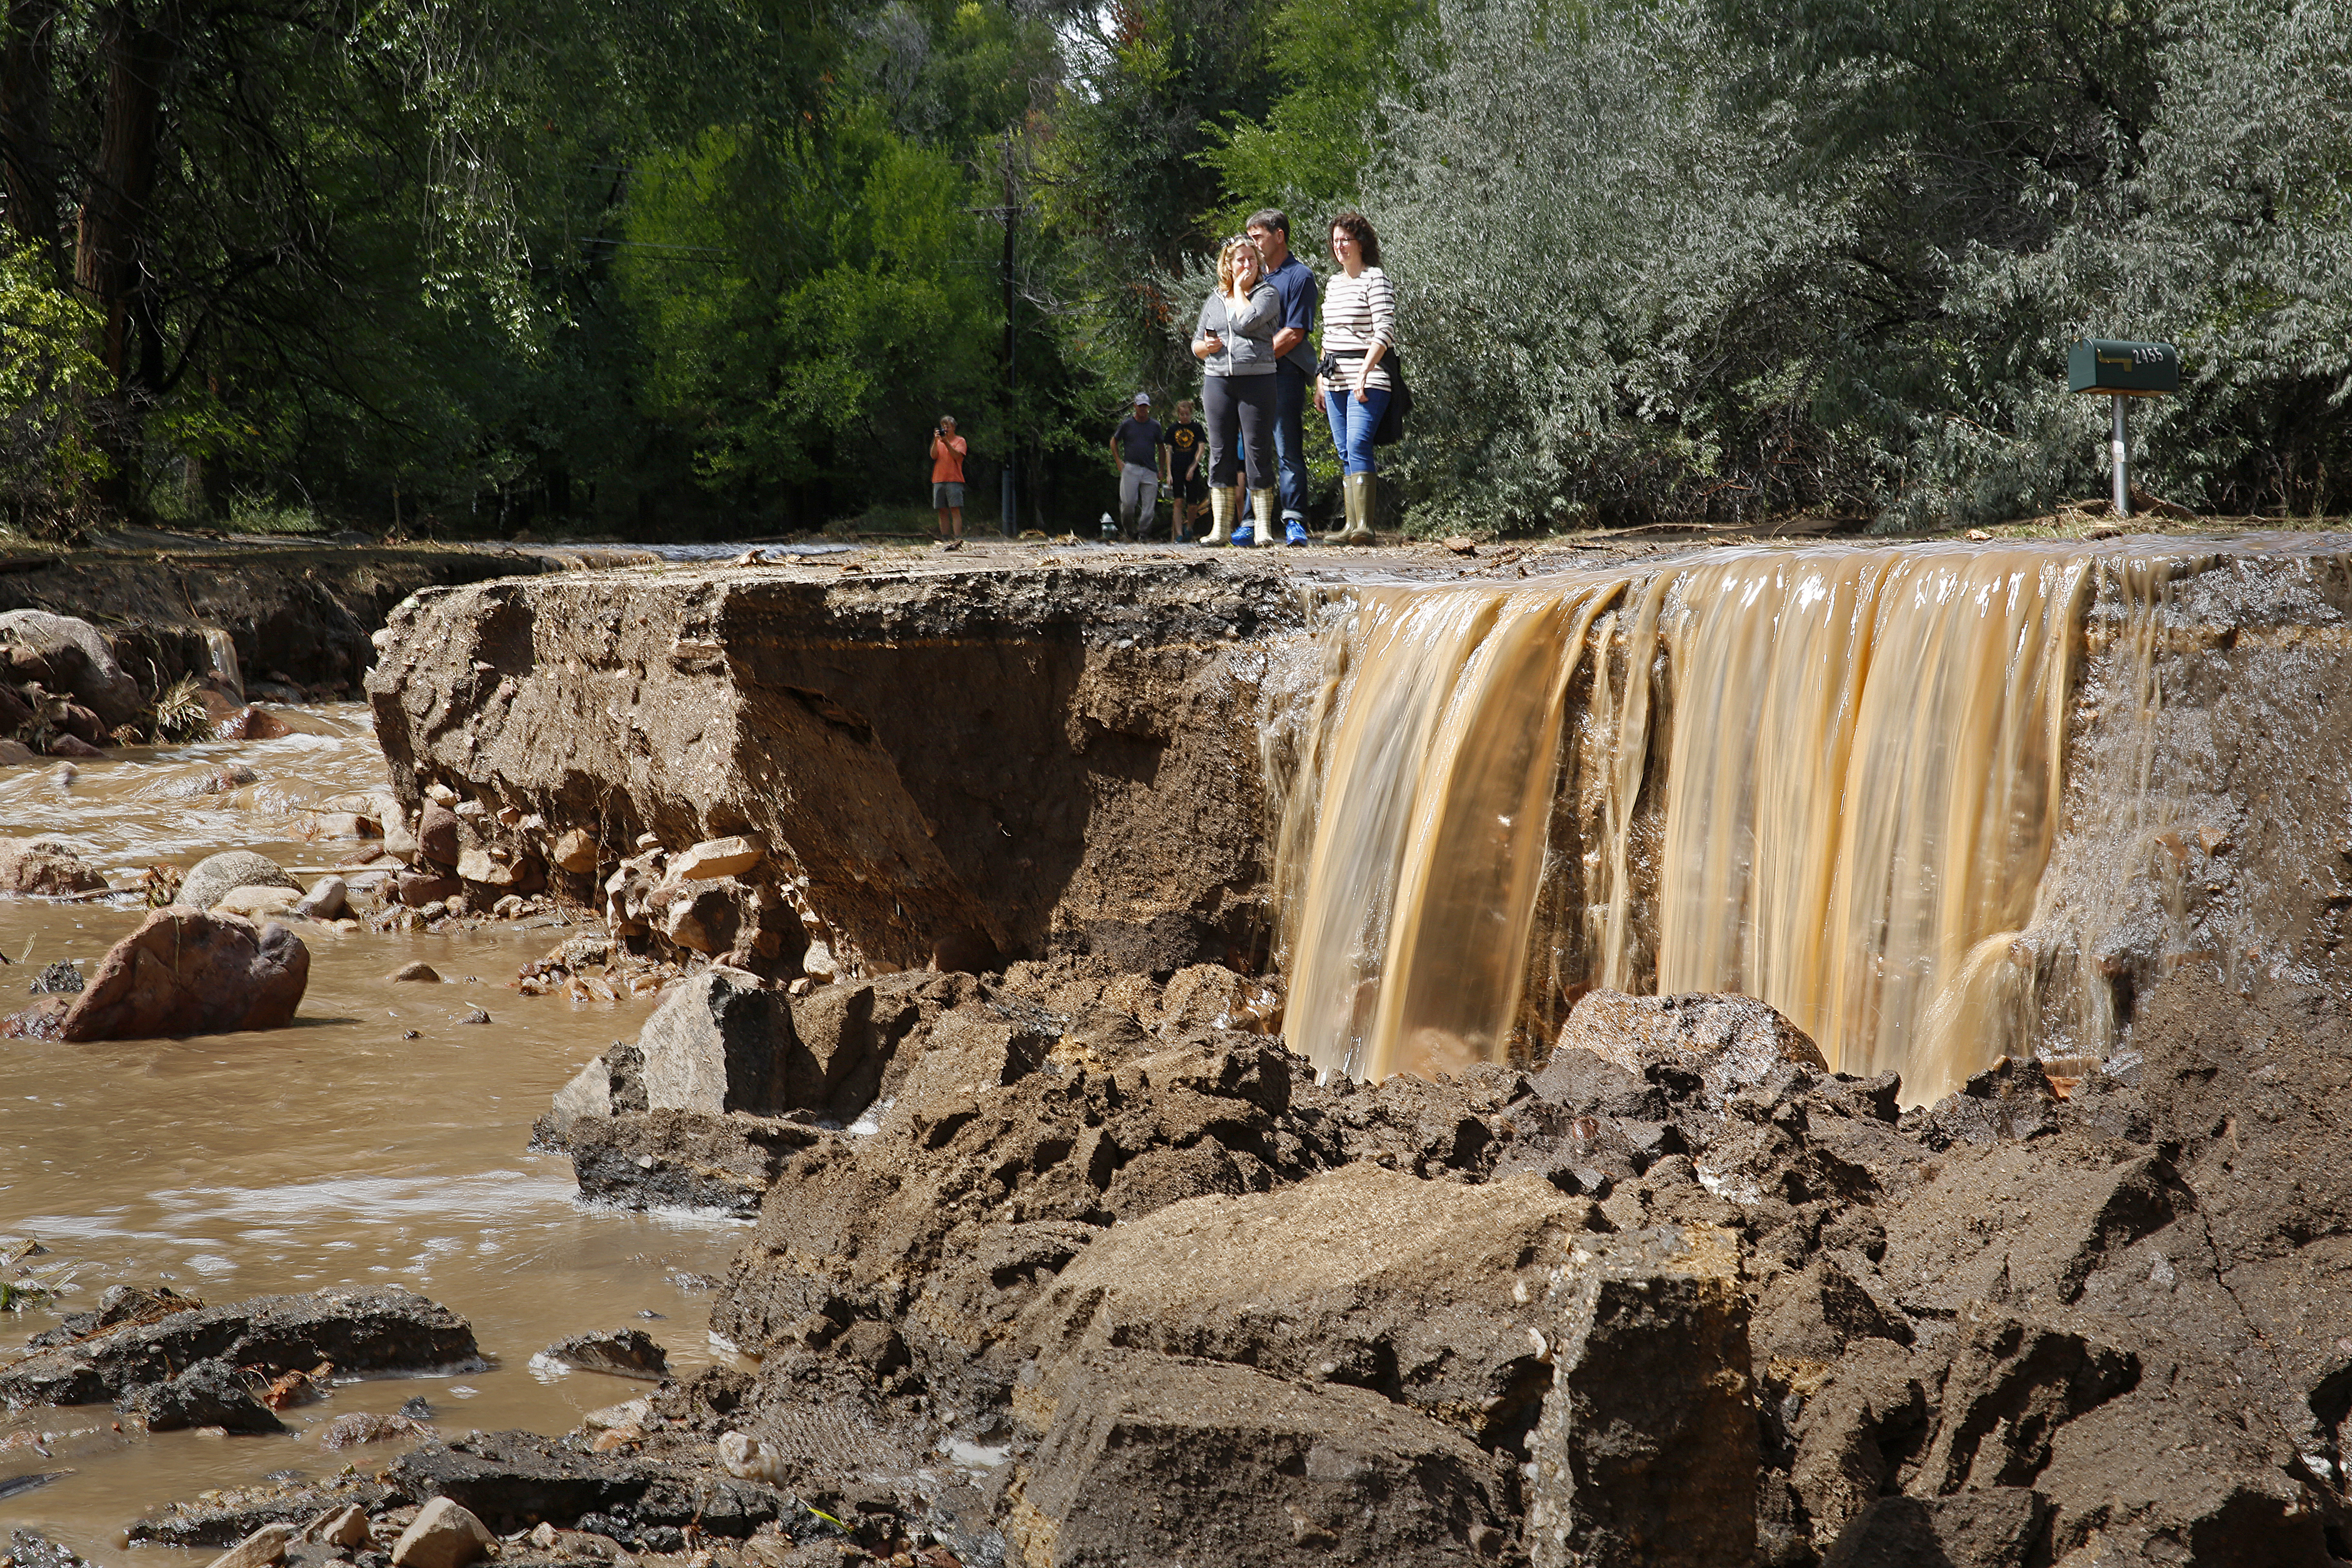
{"left": 929, "top": 416, "right": 968, "bottom": 539}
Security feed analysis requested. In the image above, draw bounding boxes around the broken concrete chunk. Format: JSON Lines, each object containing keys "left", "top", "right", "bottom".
{"left": 0, "top": 1286, "right": 479, "bottom": 1408}
{"left": 670, "top": 835, "right": 765, "bottom": 882}
{"left": 199, "top": 1522, "right": 299, "bottom": 1568}
{"left": 122, "top": 1361, "right": 290, "bottom": 1434}
{"left": 1009, "top": 1350, "right": 1513, "bottom": 1568}
{"left": 1551, "top": 990, "right": 1827, "bottom": 1102}
{"left": 562, "top": 1108, "right": 816, "bottom": 1216}
{"left": 636, "top": 969, "right": 796, "bottom": 1116}
{"left": 390, "top": 1497, "right": 494, "bottom": 1568}
{"left": 1527, "top": 1224, "right": 1756, "bottom": 1568}
{"left": 1017, "top": 1163, "right": 1596, "bottom": 1447}
{"left": 539, "top": 1329, "right": 670, "bottom": 1381}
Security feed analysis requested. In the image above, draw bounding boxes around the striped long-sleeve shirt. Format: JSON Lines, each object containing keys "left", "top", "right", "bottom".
{"left": 1319, "top": 266, "right": 1395, "bottom": 392}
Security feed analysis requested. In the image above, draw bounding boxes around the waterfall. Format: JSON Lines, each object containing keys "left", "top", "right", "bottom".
{"left": 1274, "top": 542, "right": 2187, "bottom": 1103}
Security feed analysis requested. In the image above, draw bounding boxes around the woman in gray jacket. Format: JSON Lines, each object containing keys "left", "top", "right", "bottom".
{"left": 1191, "top": 238, "right": 1280, "bottom": 547}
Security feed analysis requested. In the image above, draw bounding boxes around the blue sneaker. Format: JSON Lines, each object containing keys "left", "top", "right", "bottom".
{"left": 1284, "top": 516, "right": 1310, "bottom": 547}
{"left": 1232, "top": 523, "right": 1256, "bottom": 546}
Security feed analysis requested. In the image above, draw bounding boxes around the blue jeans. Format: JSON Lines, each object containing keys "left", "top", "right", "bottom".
{"left": 1273, "top": 364, "right": 1312, "bottom": 520}
{"left": 1324, "top": 383, "right": 1392, "bottom": 475}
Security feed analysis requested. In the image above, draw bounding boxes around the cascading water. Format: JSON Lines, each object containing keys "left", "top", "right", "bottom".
{"left": 1274, "top": 541, "right": 2200, "bottom": 1104}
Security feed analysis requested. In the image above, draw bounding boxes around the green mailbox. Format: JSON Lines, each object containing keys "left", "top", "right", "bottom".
{"left": 2068, "top": 339, "right": 2180, "bottom": 396}
{"left": 2069, "top": 339, "right": 2180, "bottom": 520}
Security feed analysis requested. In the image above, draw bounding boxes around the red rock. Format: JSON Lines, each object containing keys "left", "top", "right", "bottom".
{"left": 45, "top": 732, "right": 102, "bottom": 758}
{"left": 213, "top": 706, "right": 294, "bottom": 742}
{"left": 416, "top": 801, "right": 461, "bottom": 868}
{"left": 59, "top": 702, "right": 106, "bottom": 746}
{"left": 195, "top": 688, "right": 242, "bottom": 728}
{"left": 60, "top": 907, "right": 310, "bottom": 1041}
{"left": 397, "top": 871, "right": 461, "bottom": 907}
{"left": 0, "top": 836, "right": 107, "bottom": 895}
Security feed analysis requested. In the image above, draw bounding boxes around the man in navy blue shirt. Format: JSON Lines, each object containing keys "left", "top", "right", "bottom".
{"left": 1248, "top": 209, "right": 1318, "bottom": 547}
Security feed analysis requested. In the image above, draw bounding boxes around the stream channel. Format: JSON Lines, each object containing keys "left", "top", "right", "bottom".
{"left": 0, "top": 706, "right": 751, "bottom": 1562}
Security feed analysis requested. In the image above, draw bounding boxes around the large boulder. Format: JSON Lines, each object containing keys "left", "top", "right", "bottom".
{"left": 561, "top": 1108, "right": 818, "bottom": 1217}
{"left": 118, "top": 1359, "right": 288, "bottom": 1434}
{"left": 383, "top": 1429, "right": 784, "bottom": 1538}
{"left": 390, "top": 1499, "right": 494, "bottom": 1568}
{"left": 635, "top": 969, "right": 797, "bottom": 1116}
{"left": 1008, "top": 1350, "right": 1513, "bottom": 1568}
{"left": 179, "top": 851, "right": 303, "bottom": 915}
{"left": 1526, "top": 1223, "right": 1756, "bottom": 1568}
{"left": 1546, "top": 990, "right": 1827, "bottom": 1102}
{"left": 0, "top": 837, "right": 105, "bottom": 897}
{"left": 0, "top": 608, "right": 142, "bottom": 728}
{"left": 0, "top": 1286, "right": 480, "bottom": 1408}
{"left": 1015, "top": 1163, "right": 1599, "bottom": 1447}
{"left": 536, "top": 1329, "right": 669, "bottom": 1381}
{"left": 60, "top": 907, "right": 309, "bottom": 1041}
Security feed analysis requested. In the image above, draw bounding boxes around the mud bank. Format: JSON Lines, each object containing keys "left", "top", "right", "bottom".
{"left": 0, "top": 533, "right": 557, "bottom": 700}
{"left": 367, "top": 555, "right": 1338, "bottom": 979}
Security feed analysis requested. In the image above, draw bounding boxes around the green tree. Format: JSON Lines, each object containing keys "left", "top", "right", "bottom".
{"left": 618, "top": 105, "right": 1003, "bottom": 521}
{"left": 1198, "top": 0, "right": 1436, "bottom": 233}
{"left": 0, "top": 237, "right": 105, "bottom": 535}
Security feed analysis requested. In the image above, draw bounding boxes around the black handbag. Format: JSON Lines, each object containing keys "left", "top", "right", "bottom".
{"left": 1373, "top": 347, "right": 1411, "bottom": 445}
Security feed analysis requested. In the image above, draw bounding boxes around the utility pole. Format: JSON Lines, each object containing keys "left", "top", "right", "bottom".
{"left": 999, "top": 130, "right": 1017, "bottom": 539}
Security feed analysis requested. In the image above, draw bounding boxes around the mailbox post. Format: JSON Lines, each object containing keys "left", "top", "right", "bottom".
{"left": 2067, "top": 340, "right": 2180, "bottom": 519}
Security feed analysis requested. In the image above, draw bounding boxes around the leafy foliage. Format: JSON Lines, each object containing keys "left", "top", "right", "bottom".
{"left": 0, "top": 0, "right": 2342, "bottom": 536}
{"left": 1370, "top": 0, "right": 2352, "bottom": 532}
{"left": 0, "top": 240, "right": 106, "bottom": 537}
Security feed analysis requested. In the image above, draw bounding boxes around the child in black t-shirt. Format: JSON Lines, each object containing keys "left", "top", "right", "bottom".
{"left": 1165, "top": 399, "right": 1208, "bottom": 542}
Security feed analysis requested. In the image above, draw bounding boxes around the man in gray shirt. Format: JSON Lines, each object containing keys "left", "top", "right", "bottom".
{"left": 1109, "top": 393, "right": 1167, "bottom": 539}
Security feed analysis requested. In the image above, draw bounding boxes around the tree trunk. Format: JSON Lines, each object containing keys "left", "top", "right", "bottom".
{"left": 0, "top": 0, "right": 60, "bottom": 263}
{"left": 74, "top": 1, "right": 170, "bottom": 511}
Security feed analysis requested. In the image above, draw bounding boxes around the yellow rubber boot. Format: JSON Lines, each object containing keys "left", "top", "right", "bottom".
{"left": 1203, "top": 488, "right": 1233, "bottom": 547}
{"left": 1342, "top": 474, "right": 1377, "bottom": 545}
{"left": 1252, "top": 490, "right": 1277, "bottom": 548}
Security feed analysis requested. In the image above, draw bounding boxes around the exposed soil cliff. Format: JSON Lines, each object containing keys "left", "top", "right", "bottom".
{"left": 368, "top": 556, "right": 1323, "bottom": 979}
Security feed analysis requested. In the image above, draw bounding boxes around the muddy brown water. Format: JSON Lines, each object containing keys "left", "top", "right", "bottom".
{"left": 0, "top": 707, "right": 750, "bottom": 1563}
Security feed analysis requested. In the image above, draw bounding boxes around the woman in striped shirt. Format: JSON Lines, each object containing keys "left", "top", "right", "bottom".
{"left": 1316, "top": 212, "right": 1393, "bottom": 546}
